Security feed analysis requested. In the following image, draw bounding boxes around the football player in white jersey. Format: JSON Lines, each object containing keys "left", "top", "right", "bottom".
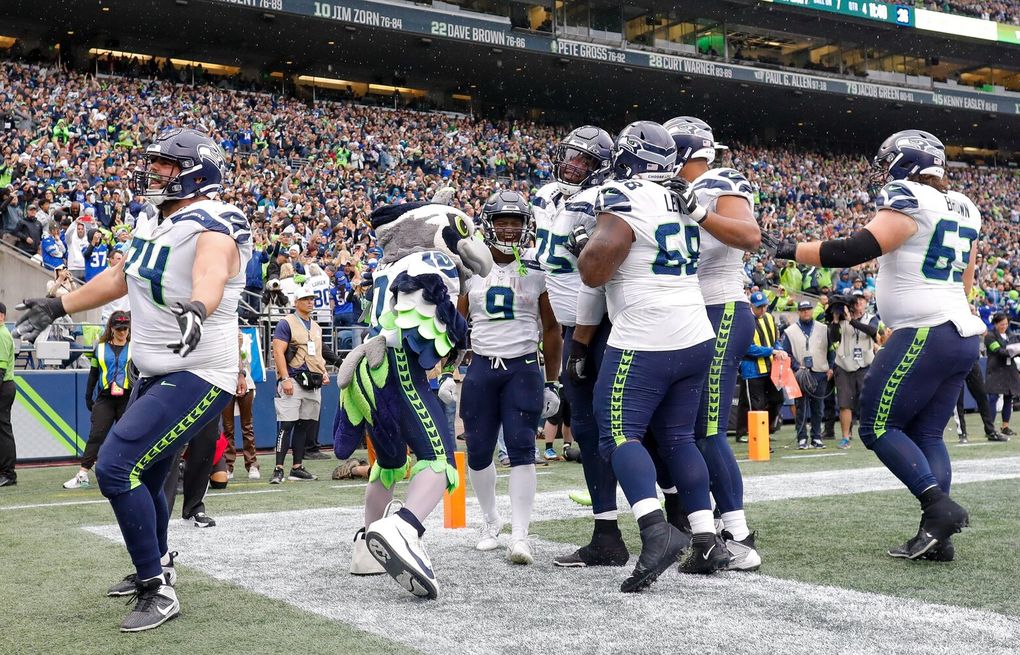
{"left": 457, "top": 191, "right": 561, "bottom": 565}
{"left": 650, "top": 116, "right": 764, "bottom": 571}
{"left": 14, "top": 128, "right": 251, "bottom": 630}
{"left": 579, "top": 121, "right": 727, "bottom": 593}
{"left": 766, "top": 130, "right": 983, "bottom": 561}
{"left": 533, "top": 127, "right": 631, "bottom": 568}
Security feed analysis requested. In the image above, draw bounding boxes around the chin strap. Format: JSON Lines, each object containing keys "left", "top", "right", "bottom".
{"left": 512, "top": 245, "right": 527, "bottom": 277}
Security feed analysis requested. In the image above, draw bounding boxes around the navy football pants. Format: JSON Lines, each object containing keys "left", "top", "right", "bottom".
{"left": 858, "top": 322, "right": 979, "bottom": 497}
{"left": 561, "top": 317, "right": 618, "bottom": 515}
{"left": 461, "top": 353, "right": 543, "bottom": 470}
{"left": 96, "top": 371, "right": 230, "bottom": 580}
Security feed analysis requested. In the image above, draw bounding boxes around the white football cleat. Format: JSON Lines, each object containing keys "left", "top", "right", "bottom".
{"left": 506, "top": 539, "right": 534, "bottom": 565}
{"left": 350, "top": 528, "right": 386, "bottom": 576}
{"left": 723, "top": 532, "right": 762, "bottom": 572}
{"left": 365, "top": 513, "right": 439, "bottom": 599}
{"left": 62, "top": 470, "right": 90, "bottom": 489}
{"left": 475, "top": 516, "right": 504, "bottom": 551}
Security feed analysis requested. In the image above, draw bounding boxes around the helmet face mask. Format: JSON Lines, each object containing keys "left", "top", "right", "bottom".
{"left": 554, "top": 125, "right": 613, "bottom": 196}
{"left": 131, "top": 128, "right": 225, "bottom": 207}
{"left": 481, "top": 190, "right": 534, "bottom": 255}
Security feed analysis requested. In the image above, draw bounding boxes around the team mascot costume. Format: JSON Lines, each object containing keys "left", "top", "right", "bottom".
{"left": 334, "top": 197, "right": 492, "bottom": 599}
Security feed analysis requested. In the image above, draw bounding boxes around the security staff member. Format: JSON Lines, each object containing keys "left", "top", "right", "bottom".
{"left": 830, "top": 291, "right": 879, "bottom": 449}
{"left": 782, "top": 301, "right": 830, "bottom": 449}
{"left": 0, "top": 302, "right": 16, "bottom": 488}
{"left": 270, "top": 286, "right": 330, "bottom": 484}
{"left": 737, "top": 291, "right": 786, "bottom": 441}
{"left": 64, "top": 311, "right": 133, "bottom": 489}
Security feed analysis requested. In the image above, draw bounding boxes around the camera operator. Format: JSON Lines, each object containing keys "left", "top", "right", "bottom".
{"left": 828, "top": 290, "right": 879, "bottom": 449}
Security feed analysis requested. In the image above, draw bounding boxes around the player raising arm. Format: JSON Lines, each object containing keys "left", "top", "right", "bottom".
{"left": 15, "top": 128, "right": 251, "bottom": 631}
{"left": 763, "top": 130, "right": 983, "bottom": 562}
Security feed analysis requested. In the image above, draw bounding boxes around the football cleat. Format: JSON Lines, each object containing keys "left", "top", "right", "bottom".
{"left": 108, "top": 552, "right": 177, "bottom": 597}
{"left": 986, "top": 431, "right": 1009, "bottom": 442}
{"left": 120, "top": 577, "right": 180, "bottom": 632}
{"left": 568, "top": 490, "right": 592, "bottom": 507}
{"left": 620, "top": 521, "right": 687, "bottom": 593}
{"left": 506, "top": 539, "right": 534, "bottom": 565}
{"left": 475, "top": 516, "right": 505, "bottom": 552}
{"left": 722, "top": 531, "right": 762, "bottom": 571}
{"left": 553, "top": 529, "right": 630, "bottom": 568}
{"left": 889, "top": 498, "right": 969, "bottom": 560}
{"left": 365, "top": 513, "right": 439, "bottom": 599}
{"left": 889, "top": 529, "right": 956, "bottom": 562}
{"left": 62, "top": 470, "right": 90, "bottom": 489}
{"left": 679, "top": 533, "right": 732, "bottom": 575}
{"left": 350, "top": 528, "right": 386, "bottom": 576}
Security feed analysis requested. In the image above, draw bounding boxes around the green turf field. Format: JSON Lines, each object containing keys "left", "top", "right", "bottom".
{"left": 1, "top": 424, "right": 1018, "bottom": 655}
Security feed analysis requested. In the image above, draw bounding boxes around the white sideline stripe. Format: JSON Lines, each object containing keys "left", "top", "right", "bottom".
{"left": 781, "top": 452, "right": 848, "bottom": 460}
{"left": 83, "top": 505, "right": 1020, "bottom": 655}
{"left": 0, "top": 488, "right": 280, "bottom": 511}
{"left": 329, "top": 471, "right": 552, "bottom": 489}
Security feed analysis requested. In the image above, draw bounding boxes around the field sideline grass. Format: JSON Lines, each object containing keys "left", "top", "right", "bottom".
{"left": 1, "top": 424, "right": 1017, "bottom": 655}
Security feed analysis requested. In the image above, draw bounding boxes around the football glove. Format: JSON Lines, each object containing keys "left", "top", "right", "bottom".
{"left": 542, "top": 381, "right": 561, "bottom": 419}
{"left": 662, "top": 178, "right": 707, "bottom": 223}
{"left": 12, "top": 296, "right": 67, "bottom": 342}
{"left": 564, "top": 224, "right": 591, "bottom": 257}
{"left": 760, "top": 230, "right": 798, "bottom": 260}
{"left": 566, "top": 340, "right": 589, "bottom": 385}
{"left": 437, "top": 373, "right": 457, "bottom": 405}
{"left": 167, "top": 300, "right": 208, "bottom": 358}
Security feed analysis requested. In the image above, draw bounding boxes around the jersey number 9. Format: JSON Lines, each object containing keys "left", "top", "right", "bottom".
{"left": 485, "top": 287, "right": 515, "bottom": 320}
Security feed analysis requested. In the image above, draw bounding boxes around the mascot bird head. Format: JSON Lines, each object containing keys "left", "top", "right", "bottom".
{"left": 371, "top": 202, "right": 493, "bottom": 289}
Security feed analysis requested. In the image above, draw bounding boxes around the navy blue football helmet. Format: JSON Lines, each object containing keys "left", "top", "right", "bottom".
{"left": 481, "top": 190, "right": 534, "bottom": 255}
{"left": 611, "top": 121, "right": 676, "bottom": 182}
{"left": 664, "top": 116, "right": 727, "bottom": 168}
{"left": 872, "top": 130, "right": 945, "bottom": 182}
{"left": 132, "top": 127, "right": 225, "bottom": 205}
{"left": 554, "top": 125, "right": 613, "bottom": 196}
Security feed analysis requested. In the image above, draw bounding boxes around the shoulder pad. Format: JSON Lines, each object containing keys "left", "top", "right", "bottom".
{"left": 876, "top": 181, "right": 920, "bottom": 215}
{"left": 693, "top": 168, "right": 752, "bottom": 196}
{"left": 595, "top": 183, "right": 632, "bottom": 214}
{"left": 173, "top": 205, "right": 251, "bottom": 243}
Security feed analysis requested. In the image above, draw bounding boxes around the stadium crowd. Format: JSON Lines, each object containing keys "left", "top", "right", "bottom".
{"left": 1, "top": 57, "right": 1019, "bottom": 338}
{"left": 919, "top": 0, "right": 1020, "bottom": 24}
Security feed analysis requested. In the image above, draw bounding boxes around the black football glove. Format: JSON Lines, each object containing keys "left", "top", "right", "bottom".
{"left": 167, "top": 300, "right": 208, "bottom": 358}
{"left": 12, "top": 297, "right": 67, "bottom": 342}
{"left": 564, "top": 224, "right": 591, "bottom": 257}
{"left": 662, "top": 178, "right": 707, "bottom": 223}
{"left": 760, "top": 231, "right": 798, "bottom": 260}
{"left": 85, "top": 395, "right": 94, "bottom": 412}
{"left": 566, "top": 340, "right": 589, "bottom": 386}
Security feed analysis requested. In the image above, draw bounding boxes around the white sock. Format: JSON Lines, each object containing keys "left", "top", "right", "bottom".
{"left": 688, "top": 509, "right": 715, "bottom": 534}
{"left": 721, "top": 510, "right": 750, "bottom": 541}
{"left": 159, "top": 552, "right": 172, "bottom": 567}
{"left": 593, "top": 510, "right": 618, "bottom": 521}
{"left": 509, "top": 464, "right": 536, "bottom": 541}
{"left": 468, "top": 463, "right": 499, "bottom": 524}
{"left": 660, "top": 486, "right": 677, "bottom": 495}
{"left": 631, "top": 497, "right": 661, "bottom": 521}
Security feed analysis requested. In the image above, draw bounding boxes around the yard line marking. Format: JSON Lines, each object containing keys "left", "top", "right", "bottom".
{"left": 329, "top": 471, "right": 552, "bottom": 489}
{"left": 83, "top": 504, "right": 1020, "bottom": 655}
{"left": 0, "top": 488, "right": 281, "bottom": 511}
{"left": 781, "top": 452, "right": 848, "bottom": 460}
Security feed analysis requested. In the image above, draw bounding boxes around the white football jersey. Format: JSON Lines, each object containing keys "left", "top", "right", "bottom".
{"left": 595, "top": 179, "right": 714, "bottom": 351}
{"left": 369, "top": 251, "right": 461, "bottom": 347}
{"left": 303, "top": 274, "right": 332, "bottom": 323}
{"left": 874, "top": 180, "right": 984, "bottom": 335}
{"left": 465, "top": 260, "right": 546, "bottom": 358}
{"left": 532, "top": 182, "right": 600, "bottom": 327}
{"left": 692, "top": 168, "right": 755, "bottom": 305}
{"left": 123, "top": 199, "right": 252, "bottom": 392}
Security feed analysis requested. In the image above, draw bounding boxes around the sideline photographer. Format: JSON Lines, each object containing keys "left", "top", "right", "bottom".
{"left": 828, "top": 290, "right": 880, "bottom": 449}
{"left": 269, "top": 287, "right": 331, "bottom": 484}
